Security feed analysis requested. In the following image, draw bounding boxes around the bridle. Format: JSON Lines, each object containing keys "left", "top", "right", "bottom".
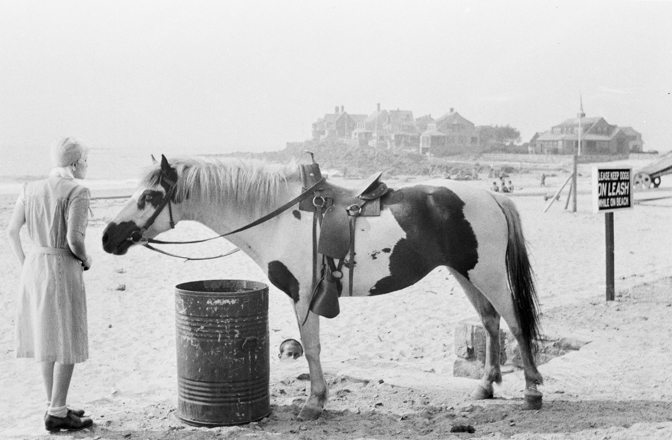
{"left": 126, "top": 172, "right": 327, "bottom": 261}
{"left": 128, "top": 175, "right": 177, "bottom": 245}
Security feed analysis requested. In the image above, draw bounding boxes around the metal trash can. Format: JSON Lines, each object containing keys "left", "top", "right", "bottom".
{"left": 174, "top": 279, "right": 270, "bottom": 426}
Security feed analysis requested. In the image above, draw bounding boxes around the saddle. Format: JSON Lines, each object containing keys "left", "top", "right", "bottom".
{"left": 298, "top": 156, "right": 389, "bottom": 320}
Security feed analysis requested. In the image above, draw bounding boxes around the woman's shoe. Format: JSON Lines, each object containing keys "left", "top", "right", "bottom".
{"left": 44, "top": 407, "right": 85, "bottom": 420}
{"left": 67, "top": 407, "right": 86, "bottom": 417}
{"left": 44, "top": 413, "right": 93, "bottom": 432}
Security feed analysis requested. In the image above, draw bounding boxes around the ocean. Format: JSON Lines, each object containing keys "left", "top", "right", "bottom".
{"left": 0, "top": 145, "right": 229, "bottom": 197}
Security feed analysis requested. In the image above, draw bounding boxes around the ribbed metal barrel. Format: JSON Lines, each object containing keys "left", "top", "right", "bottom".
{"left": 175, "top": 279, "right": 270, "bottom": 426}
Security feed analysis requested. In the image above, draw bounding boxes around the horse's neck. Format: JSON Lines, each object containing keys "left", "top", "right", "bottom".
{"left": 180, "top": 179, "right": 302, "bottom": 240}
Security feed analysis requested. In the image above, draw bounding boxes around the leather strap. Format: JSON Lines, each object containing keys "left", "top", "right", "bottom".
{"left": 143, "top": 244, "right": 240, "bottom": 261}
{"left": 148, "top": 177, "right": 326, "bottom": 245}
{"left": 348, "top": 215, "right": 357, "bottom": 296}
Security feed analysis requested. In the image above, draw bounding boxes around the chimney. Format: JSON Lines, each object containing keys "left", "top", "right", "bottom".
{"left": 341, "top": 105, "right": 344, "bottom": 113}
{"left": 335, "top": 106, "right": 339, "bottom": 114}
{"left": 377, "top": 103, "right": 381, "bottom": 112}
{"left": 450, "top": 107, "right": 454, "bottom": 113}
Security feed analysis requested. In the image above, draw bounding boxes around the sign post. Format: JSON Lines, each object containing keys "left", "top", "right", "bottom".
{"left": 592, "top": 167, "right": 633, "bottom": 301}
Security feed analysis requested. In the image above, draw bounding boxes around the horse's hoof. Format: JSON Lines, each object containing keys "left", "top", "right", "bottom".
{"left": 522, "top": 388, "right": 543, "bottom": 410}
{"left": 297, "top": 404, "right": 323, "bottom": 421}
{"left": 471, "top": 384, "right": 494, "bottom": 400}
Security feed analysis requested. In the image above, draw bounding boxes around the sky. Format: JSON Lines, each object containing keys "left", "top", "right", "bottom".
{"left": 1, "top": 0, "right": 671, "bottom": 155}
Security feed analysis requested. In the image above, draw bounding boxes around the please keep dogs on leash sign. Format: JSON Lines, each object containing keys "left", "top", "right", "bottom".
{"left": 592, "top": 167, "right": 633, "bottom": 213}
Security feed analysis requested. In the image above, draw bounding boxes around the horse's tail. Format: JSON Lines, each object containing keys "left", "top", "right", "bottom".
{"left": 493, "top": 195, "right": 541, "bottom": 349}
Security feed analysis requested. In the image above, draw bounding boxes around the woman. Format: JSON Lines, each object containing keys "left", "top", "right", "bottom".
{"left": 6, "top": 137, "right": 94, "bottom": 432}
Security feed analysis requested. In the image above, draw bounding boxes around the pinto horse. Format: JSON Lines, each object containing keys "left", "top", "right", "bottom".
{"left": 102, "top": 155, "right": 544, "bottom": 420}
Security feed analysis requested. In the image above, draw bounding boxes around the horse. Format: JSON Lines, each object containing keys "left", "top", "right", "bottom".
{"left": 101, "top": 155, "right": 544, "bottom": 420}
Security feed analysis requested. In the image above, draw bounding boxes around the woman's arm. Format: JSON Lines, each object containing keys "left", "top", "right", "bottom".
{"left": 6, "top": 197, "right": 26, "bottom": 266}
{"left": 67, "top": 187, "right": 92, "bottom": 269}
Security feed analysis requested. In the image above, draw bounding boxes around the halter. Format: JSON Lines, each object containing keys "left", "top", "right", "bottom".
{"left": 128, "top": 173, "right": 178, "bottom": 245}
{"left": 127, "top": 172, "right": 327, "bottom": 261}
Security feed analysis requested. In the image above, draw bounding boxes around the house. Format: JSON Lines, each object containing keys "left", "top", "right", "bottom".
{"left": 420, "top": 108, "right": 479, "bottom": 156}
{"left": 388, "top": 109, "right": 419, "bottom": 149}
{"left": 352, "top": 104, "right": 418, "bottom": 149}
{"left": 415, "top": 114, "right": 435, "bottom": 133}
{"left": 531, "top": 116, "right": 632, "bottom": 155}
{"left": 312, "top": 106, "right": 366, "bottom": 141}
{"left": 418, "top": 124, "right": 447, "bottom": 155}
{"left": 619, "top": 126, "right": 644, "bottom": 152}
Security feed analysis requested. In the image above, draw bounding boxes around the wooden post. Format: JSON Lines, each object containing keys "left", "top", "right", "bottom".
{"left": 573, "top": 100, "right": 583, "bottom": 213}
{"left": 571, "top": 154, "right": 578, "bottom": 212}
{"left": 605, "top": 212, "right": 615, "bottom": 301}
{"left": 564, "top": 180, "right": 573, "bottom": 210}
{"left": 543, "top": 173, "right": 573, "bottom": 213}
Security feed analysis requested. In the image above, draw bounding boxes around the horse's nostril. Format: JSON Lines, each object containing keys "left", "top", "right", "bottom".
{"left": 102, "top": 232, "right": 109, "bottom": 245}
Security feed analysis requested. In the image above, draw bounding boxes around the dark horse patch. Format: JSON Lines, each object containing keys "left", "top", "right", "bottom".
{"left": 370, "top": 186, "right": 478, "bottom": 295}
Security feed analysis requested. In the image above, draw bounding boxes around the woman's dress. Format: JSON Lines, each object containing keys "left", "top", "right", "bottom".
{"left": 14, "top": 176, "right": 90, "bottom": 363}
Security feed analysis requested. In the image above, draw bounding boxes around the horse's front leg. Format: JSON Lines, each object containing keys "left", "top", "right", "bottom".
{"left": 295, "top": 310, "right": 328, "bottom": 420}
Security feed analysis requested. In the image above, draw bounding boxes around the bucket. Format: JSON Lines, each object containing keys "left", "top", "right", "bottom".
{"left": 174, "top": 279, "right": 270, "bottom": 426}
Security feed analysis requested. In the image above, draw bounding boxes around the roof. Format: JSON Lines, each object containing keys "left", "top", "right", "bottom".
{"left": 435, "top": 111, "right": 475, "bottom": 128}
{"left": 365, "top": 110, "right": 387, "bottom": 124}
{"left": 535, "top": 130, "right": 625, "bottom": 142}
{"left": 619, "top": 126, "right": 641, "bottom": 136}
{"left": 556, "top": 116, "right": 602, "bottom": 127}
{"left": 322, "top": 114, "right": 338, "bottom": 123}
{"left": 415, "top": 115, "right": 434, "bottom": 123}
{"left": 388, "top": 109, "right": 414, "bottom": 123}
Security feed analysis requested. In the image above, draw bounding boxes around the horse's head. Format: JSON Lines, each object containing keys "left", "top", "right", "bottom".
{"left": 102, "top": 155, "right": 180, "bottom": 255}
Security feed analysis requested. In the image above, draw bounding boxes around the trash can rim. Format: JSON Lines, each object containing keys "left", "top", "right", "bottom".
{"left": 175, "top": 279, "right": 269, "bottom": 295}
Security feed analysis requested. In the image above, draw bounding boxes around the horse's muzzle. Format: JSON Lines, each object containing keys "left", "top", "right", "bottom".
{"left": 102, "top": 221, "right": 141, "bottom": 255}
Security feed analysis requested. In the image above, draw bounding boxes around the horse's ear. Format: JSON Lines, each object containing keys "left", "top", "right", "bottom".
{"left": 151, "top": 154, "right": 158, "bottom": 164}
{"left": 160, "top": 155, "right": 171, "bottom": 174}
{"left": 159, "top": 155, "right": 178, "bottom": 189}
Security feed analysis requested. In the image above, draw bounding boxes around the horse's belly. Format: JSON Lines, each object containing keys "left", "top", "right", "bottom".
{"left": 347, "top": 211, "right": 408, "bottom": 296}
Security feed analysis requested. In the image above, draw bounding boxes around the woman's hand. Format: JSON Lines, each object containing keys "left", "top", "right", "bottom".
{"left": 82, "top": 255, "right": 93, "bottom": 271}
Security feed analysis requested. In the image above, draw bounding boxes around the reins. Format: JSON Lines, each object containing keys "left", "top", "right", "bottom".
{"left": 130, "top": 175, "right": 326, "bottom": 261}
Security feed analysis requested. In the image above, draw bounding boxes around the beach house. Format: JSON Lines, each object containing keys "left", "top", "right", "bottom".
{"left": 531, "top": 116, "right": 636, "bottom": 155}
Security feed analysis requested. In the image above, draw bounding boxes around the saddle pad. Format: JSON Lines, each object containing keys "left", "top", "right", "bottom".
{"left": 318, "top": 206, "right": 351, "bottom": 259}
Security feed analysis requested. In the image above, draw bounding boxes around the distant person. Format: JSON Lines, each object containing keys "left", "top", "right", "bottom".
{"left": 540, "top": 173, "right": 546, "bottom": 187}
{"left": 6, "top": 137, "right": 94, "bottom": 432}
{"left": 507, "top": 179, "right": 514, "bottom": 192}
{"left": 499, "top": 177, "right": 510, "bottom": 193}
{"left": 279, "top": 339, "right": 304, "bottom": 361}
{"left": 491, "top": 181, "right": 499, "bottom": 192}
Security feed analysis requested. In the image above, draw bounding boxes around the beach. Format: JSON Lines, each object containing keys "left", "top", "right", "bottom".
{"left": 1, "top": 157, "right": 672, "bottom": 439}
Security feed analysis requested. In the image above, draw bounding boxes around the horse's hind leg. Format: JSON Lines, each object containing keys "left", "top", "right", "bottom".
{"left": 453, "top": 269, "right": 544, "bottom": 409}
{"left": 295, "top": 311, "right": 328, "bottom": 421}
{"left": 451, "top": 271, "right": 502, "bottom": 400}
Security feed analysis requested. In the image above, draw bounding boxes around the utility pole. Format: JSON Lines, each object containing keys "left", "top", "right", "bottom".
{"left": 571, "top": 95, "right": 585, "bottom": 213}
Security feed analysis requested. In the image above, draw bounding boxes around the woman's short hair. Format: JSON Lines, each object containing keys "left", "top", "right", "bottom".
{"left": 51, "top": 137, "right": 88, "bottom": 167}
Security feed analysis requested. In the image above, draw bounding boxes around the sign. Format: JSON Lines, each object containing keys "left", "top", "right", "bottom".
{"left": 592, "top": 167, "right": 633, "bottom": 213}
{"left": 592, "top": 167, "right": 634, "bottom": 301}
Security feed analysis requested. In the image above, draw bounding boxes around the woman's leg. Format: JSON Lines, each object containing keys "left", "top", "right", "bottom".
{"left": 49, "top": 363, "right": 74, "bottom": 410}
{"left": 40, "top": 362, "right": 55, "bottom": 403}
{"left": 44, "top": 363, "right": 92, "bottom": 431}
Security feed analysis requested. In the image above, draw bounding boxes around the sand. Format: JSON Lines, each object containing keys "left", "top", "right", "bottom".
{"left": 1, "top": 158, "right": 672, "bottom": 439}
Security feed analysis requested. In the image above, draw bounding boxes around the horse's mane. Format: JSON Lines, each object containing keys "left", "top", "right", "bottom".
{"left": 140, "top": 156, "right": 300, "bottom": 215}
